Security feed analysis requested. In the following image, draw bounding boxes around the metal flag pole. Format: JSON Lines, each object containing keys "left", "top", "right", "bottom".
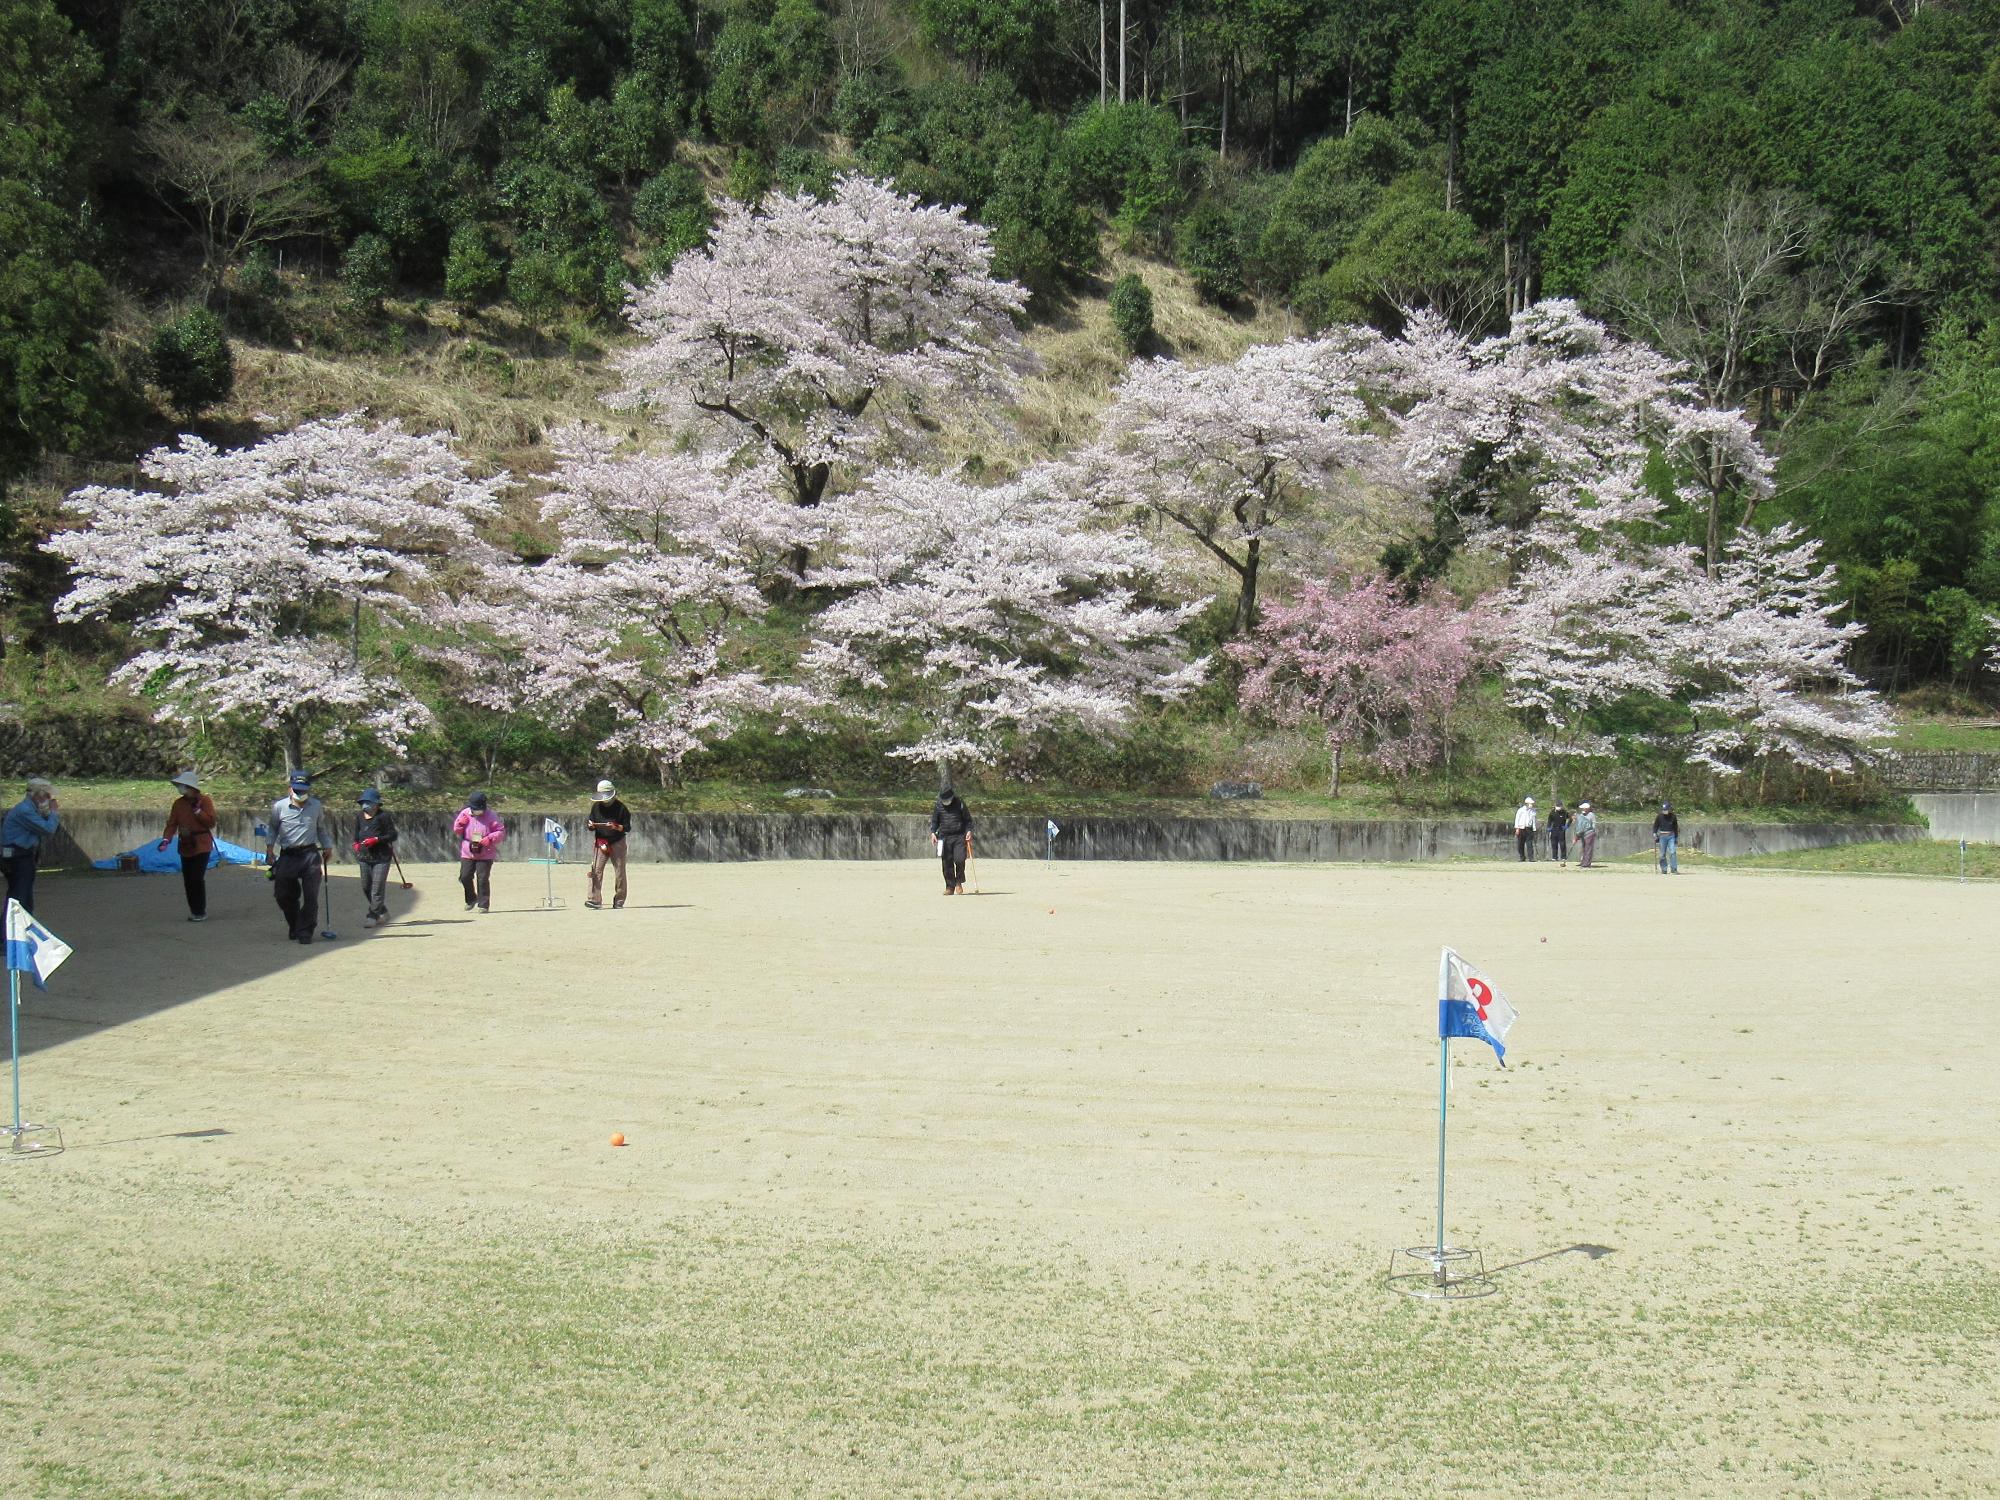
{"left": 9, "top": 966, "right": 19, "bottom": 1137}
{"left": 1386, "top": 946, "right": 1493, "bottom": 1299}
{"left": 1435, "top": 944, "right": 1450, "bottom": 1267}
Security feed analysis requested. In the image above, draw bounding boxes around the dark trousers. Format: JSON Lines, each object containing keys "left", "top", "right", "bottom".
{"left": 1, "top": 850, "right": 39, "bottom": 915}
{"left": 459, "top": 858, "right": 493, "bottom": 909}
{"left": 358, "top": 860, "right": 390, "bottom": 918}
{"left": 1549, "top": 829, "right": 1568, "bottom": 862}
{"left": 1515, "top": 829, "right": 1534, "bottom": 862}
{"left": 940, "top": 839, "right": 966, "bottom": 891}
{"left": 180, "top": 851, "right": 209, "bottom": 916}
{"left": 273, "top": 847, "right": 322, "bottom": 939}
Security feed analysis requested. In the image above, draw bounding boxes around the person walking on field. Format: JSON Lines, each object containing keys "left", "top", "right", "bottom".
{"left": 584, "top": 779, "right": 631, "bottom": 910}
{"left": 453, "top": 792, "right": 505, "bottom": 912}
{"left": 1513, "top": 796, "right": 1537, "bottom": 862}
{"left": 1653, "top": 801, "right": 1681, "bottom": 875}
{"left": 1575, "top": 801, "right": 1599, "bottom": 868}
{"left": 1547, "top": 801, "right": 1571, "bottom": 866}
{"left": 1, "top": 776, "right": 61, "bottom": 915}
{"left": 350, "top": 789, "right": 399, "bottom": 929}
{"left": 266, "top": 771, "right": 333, "bottom": 944}
{"left": 157, "top": 771, "right": 218, "bottom": 921}
{"left": 930, "top": 783, "right": 973, "bottom": 894}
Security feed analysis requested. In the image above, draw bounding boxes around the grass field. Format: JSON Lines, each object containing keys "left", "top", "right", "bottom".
{"left": 2, "top": 857, "right": 1995, "bottom": 1497}
{"left": 1714, "top": 839, "right": 2000, "bottom": 880}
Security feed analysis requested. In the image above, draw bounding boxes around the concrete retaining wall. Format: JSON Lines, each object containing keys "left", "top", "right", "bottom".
{"left": 45, "top": 807, "right": 1922, "bottom": 867}
{"left": 1913, "top": 793, "right": 2000, "bottom": 844}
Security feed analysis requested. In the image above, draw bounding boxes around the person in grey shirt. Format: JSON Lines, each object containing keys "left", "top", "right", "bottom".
{"left": 265, "top": 770, "right": 333, "bottom": 943}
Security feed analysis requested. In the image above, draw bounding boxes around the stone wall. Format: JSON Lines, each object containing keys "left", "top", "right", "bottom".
{"left": 45, "top": 807, "right": 1921, "bottom": 868}
{"left": 1880, "top": 750, "right": 2000, "bottom": 793}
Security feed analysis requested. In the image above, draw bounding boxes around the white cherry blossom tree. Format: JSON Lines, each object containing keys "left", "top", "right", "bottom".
{"left": 611, "top": 174, "right": 1033, "bottom": 520}
{"left": 804, "top": 463, "right": 1207, "bottom": 776}
{"left": 1086, "top": 332, "right": 1386, "bottom": 637}
{"left": 47, "top": 414, "right": 506, "bottom": 769}
{"left": 432, "top": 425, "right": 821, "bottom": 785}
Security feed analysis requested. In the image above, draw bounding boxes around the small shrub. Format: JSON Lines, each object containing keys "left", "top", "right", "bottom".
{"left": 147, "top": 309, "right": 234, "bottom": 419}
{"left": 339, "top": 233, "right": 396, "bottom": 315}
{"left": 726, "top": 151, "right": 771, "bottom": 205}
{"left": 237, "top": 247, "right": 282, "bottom": 300}
{"left": 444, "top": 226, "right": 506, "bottom": 308}
{"left": 1175, "top": 204, "right": 1244, "bottom": 304}
{"left": 1108, "top": 272, "right": 1154, "bottom": 354}
{"left": 632, "top": 164, "right": 714, "bottom": 277}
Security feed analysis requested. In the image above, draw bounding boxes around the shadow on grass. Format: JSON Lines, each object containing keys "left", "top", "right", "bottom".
{"left": 1486, "top": 1243, "right": 1617, "bottom": 1278}
{"left": 12, "top": 865, "right": 431, "bottom": 1060}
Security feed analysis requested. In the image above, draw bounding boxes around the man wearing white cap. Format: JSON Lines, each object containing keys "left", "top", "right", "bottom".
{"left": 1513, "top": 795, "right": 1538, "bottom": 862}
{"left": 584, "top": 778, "right": 632, "bottom": 910}
{"left": 1, "top": 776, "right": 61, "bottom": 914}
{"left": 157, "top": 771, "right": 219, "bottom": 921}
{"left": 1575, "top": 801, "right": 1599, "bottom": 867}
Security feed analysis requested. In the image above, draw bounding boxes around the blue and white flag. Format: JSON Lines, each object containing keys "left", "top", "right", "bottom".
{"left": 543, "top": 817, "right": 567, "bottom": 851}
{"left": 6, "top": 900, "right": 72, "bottom": 991}
{"left": 1046, "top": 819, "right": 1060, "bottom": 839}
{"left": 1439, "top": 947, "right": 1517, "bottom": 1066}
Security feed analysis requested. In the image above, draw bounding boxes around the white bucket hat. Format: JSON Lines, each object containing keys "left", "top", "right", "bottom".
{"left": 1524, "top": 796, "right": 1535, "bottom": 806}
{"left": 595, "top": 779, "right": 615, "bottom": 797}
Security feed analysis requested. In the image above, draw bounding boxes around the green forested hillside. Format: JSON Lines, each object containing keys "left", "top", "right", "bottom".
{"left": 2, "top": 0, "right": 1997, "bottom": 801}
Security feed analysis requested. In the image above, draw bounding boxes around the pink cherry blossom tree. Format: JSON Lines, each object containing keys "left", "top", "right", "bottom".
{"left": 1085, "top": 332, "right": 1386, "bottom": 637}
{"left": 804, "top": 463, "right": 1207, "bottom": 777}
{"left": 1680, "top": 523, "right": 1892, "bottom": 789}
{"left": 431, "top": 425, "right": 821, "bottom": 785}
{"left": 610, "top": 174, "right": 1033, "bottom": 520}
{"left": 1228, "top": 575, "right": 1482, "bottom": 796}
{"left": 47, "top": 414, "right": 506, "bottom": 770}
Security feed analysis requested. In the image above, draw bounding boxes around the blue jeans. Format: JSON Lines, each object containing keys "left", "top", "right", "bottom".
{"left": 1656, "top": 833, "right": 1678, "bottom": 873}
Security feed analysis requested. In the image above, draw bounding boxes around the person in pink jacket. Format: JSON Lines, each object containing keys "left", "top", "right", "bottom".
{"left": 452, "top": 791, "right": 506, "bottom": 912}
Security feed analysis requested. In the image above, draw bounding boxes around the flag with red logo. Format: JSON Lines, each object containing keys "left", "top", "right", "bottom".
{"left": 1439, "top": 948, "right": 1517, "bottom": 1065}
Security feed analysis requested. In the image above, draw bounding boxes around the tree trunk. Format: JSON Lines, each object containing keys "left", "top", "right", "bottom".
{"left": 1230, "top": 536, "right": 1261, "bottom": 636}
{"left": 1099, "top": 0, "right": 1106, "bottom": 106}
{"left": 1220, "top": 64, "right": 1229, "bottom": 161}
{"left": 1118, "top": 0, "right": 1126, "bottom": 104}
{"left": 1328, "top": 741, "right": 1342, "bottom": 798}
{"left": 285, "top": 721, "right": 304, "bottom": 774}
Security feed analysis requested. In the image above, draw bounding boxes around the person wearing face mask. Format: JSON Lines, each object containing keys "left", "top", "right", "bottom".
{"left": 350, "top": 788, "right": 399, "bottom": 929}
{"left": 266, "top": 771, "right": 333, "bottom": 943}
{"left": 1, "top": 776, "right": 62, "bottom": 915}
{"left": 452, "top": 791, "right": 506, "bottom": 912}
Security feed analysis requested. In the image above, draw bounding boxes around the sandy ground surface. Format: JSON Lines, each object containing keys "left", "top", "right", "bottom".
{"left": 1, "top": 856, "right": 1995, "bottom": 1498}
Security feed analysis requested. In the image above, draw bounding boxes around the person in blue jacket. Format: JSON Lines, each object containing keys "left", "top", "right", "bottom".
{"left": 0, "top": 776, "right": 62, "bottom": 915}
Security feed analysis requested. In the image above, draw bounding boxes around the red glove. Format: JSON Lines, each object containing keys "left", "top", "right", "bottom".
{"left": 351, "top": 841, "right": 362, "bottom": 852}
{"left": 362, "top": 836, "right": 379, "bottom": 847}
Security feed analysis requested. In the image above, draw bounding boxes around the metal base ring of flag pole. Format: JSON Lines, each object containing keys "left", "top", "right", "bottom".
{"left": 1385, "top": 1244, "right": 1496, "bottom": 1300}
{"left": 4, "top": 1121, "right": 64, "bottom": 1161}
{"left": 528, "top": 858, "right": 566, "bottom": 909}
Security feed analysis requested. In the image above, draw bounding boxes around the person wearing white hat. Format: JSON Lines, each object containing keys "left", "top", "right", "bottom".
{"left": 1575, "top": 801, "right": 1599, "bottom": 868}
{"left": 1, "top": 776, "right": 61, "bottom": 914}
{"left": 1512, "top": 795, "right": 1538, "bottom": 862}
{"left": 584, "top": 778, "right": 632, "bottom": 910}
{"left": 157, "top": 770, "right": 219, "bottom": 921}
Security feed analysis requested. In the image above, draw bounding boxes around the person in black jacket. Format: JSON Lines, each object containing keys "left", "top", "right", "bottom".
{"left": 351, "top": 788, "right": 400, "bottom": 928}
{"left": 930, "top": 784, "right": 973, "bottom": 894}
{"left": 1652, "top": 801, "right": 1680, "bottom": 874}
{"left": 1547, "top": 801, "right": 1571, "bottom": 866}
{"left": 585, "top": 778, "right": 632, "bottom": 909}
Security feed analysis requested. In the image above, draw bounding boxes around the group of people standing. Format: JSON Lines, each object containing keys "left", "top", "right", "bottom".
{"left": 247, "top": 773, "right": 631, "bottom": 940}
{"left": 1511, "top": 796, "right": 1683, "bottom": 872}
{"left": 1512, "top": 797, "right": 1600, "bottom": 866}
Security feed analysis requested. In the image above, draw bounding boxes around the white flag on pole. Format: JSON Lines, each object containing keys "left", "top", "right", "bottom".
{"left": 6, "top": 900, "right": 71, "bottom": 990}
{"left": 543, "top": 817, "right": 567, "bottom": 851}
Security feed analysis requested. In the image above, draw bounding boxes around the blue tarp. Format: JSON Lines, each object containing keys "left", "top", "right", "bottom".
{"left": 93, "top": 837, "right": 261, "bottom": 873}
